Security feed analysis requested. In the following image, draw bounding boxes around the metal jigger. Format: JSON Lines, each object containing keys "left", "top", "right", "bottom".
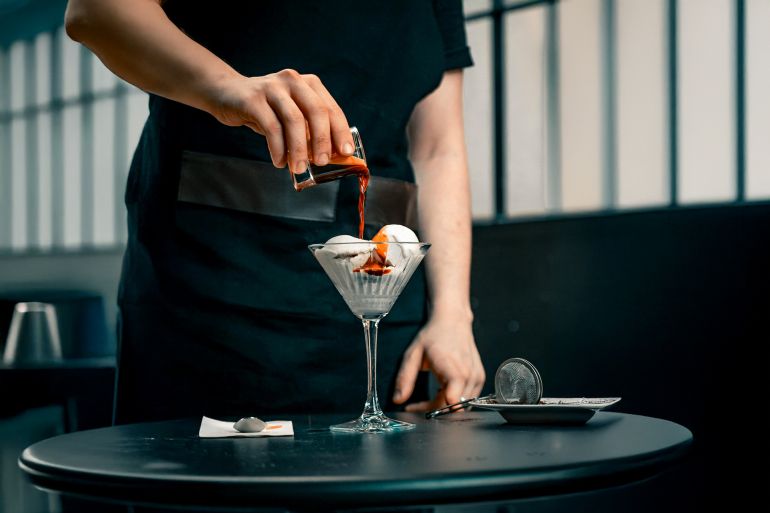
{"left": 2, "top": 302, "right": 63, "bottom": 364}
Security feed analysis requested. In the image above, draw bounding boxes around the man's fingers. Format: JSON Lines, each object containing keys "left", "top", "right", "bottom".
{"left": 304, "top": 75, "right": 354, "bottom": 155}
{"left": 464, "top": 358, "right": 486, "bottom": 400}
{"left": 405, "top": 392, "right": 465, "bottom": 414}
{"left": 469, "top": 381, "right": 484, "bottom": 400}
{"left": 289, "top": 77, "right": 332, "bottom": 165}
{"left": 251, "top": 70, "right": 350, "bottom": 171}
{"left": 243, "top": 102, "right": 286, "bottom": 168}
{"left": 473, "top": 358, "right": 487, "bottom": 398}
{"left": 462, "top": 366, "right": 475, "bottom": 401}
{"left": 429, "top": 357, "right": 467, "bottom": 407}
{"left": 463, "top": 383, "right": 477, "bottom": 402}
{"left": 404, "top": 400, "right": 434, "bottom": 413}
{"left": 406, "top": 392, "right": 447, "bottom": 413}
{"left": 464, "top": 381, "right": 483, "bottom": 402}
{"left": 266, "top": 93, "right": 308, "bottom": 174}
{"left": 393, "top": 344, "right": 424, "bottom": 404}
{"left": 442, "top": 373, "right": 466, "bottom": 408}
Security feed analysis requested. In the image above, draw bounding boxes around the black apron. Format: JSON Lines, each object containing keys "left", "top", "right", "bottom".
{"left": 114, "top": 0, "right": 464, "bottom": 424}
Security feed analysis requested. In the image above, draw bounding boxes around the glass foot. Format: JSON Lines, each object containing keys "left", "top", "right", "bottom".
{"left": 330, "top": 413, "right": 416, "bottom": 433}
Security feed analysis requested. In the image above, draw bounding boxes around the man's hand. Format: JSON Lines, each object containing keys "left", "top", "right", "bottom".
{"left": 392, "top": 316, "right": 485, "bottom": 412}
{"left": 212, "top": 70, "right": 354, "bottom": 173}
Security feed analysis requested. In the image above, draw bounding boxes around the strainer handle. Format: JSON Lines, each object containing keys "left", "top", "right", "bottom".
{"left": 425, "top": 394, "right": 495, "bottom": 419}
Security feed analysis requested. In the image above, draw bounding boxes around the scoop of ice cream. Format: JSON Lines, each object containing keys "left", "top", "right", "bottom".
{"left": 372, "top": 225, "right": 420, "bottom": 265}
{"left": 373, "top": 224, "right": 419, "bottom": 244}
{"left": 318, "top": 235, "right": 374, "bottom": 268}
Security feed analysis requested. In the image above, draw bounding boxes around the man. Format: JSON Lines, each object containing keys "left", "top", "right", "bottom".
{"left": 65, "top": 0, "right": 484, "bottom": 422}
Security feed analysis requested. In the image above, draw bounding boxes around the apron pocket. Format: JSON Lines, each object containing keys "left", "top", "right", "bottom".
{"left": 177, "top": 150, "right": 339, "bottom": 222}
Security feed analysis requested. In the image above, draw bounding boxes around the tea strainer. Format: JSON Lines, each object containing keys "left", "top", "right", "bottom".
{"left": 425, "top": 357, "right": 543, "bottom": 419}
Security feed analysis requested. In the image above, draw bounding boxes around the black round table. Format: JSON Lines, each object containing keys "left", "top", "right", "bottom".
{"left": 20, "top": 411, "right": 692, "bottom": 511}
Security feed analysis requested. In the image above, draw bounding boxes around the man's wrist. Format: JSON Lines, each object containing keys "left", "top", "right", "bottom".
{"left": 428, "top": 300, "right": 474, "bottom": 324}
{"left": 200, "top": 68, "right": 243, "bottom": 119}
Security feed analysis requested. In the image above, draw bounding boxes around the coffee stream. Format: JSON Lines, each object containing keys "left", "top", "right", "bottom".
{"left": 309, "top": 154, "right": 370, "bottom": 239}
{"left": 308, "top": 155, "right": 391, "bottom": 275}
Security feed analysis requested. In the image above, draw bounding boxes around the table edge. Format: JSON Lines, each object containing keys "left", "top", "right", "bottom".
{"left": 19, "top": 432, "right": 693, "bottom": 508}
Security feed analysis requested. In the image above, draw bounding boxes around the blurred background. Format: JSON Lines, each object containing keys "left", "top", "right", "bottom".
{"left": 1, "top": 0, "right": 768, "bottom": 512}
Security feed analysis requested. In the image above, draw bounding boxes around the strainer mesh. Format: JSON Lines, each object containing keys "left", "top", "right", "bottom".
{"left": 494, "top": 358, "right": 542, "bottom": 404}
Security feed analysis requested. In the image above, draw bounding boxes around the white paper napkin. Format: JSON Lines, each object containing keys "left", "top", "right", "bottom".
{"left": 198, "top": 416, "right": 294, "bottom": 438}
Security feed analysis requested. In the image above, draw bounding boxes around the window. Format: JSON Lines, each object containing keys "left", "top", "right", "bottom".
{"left": 462, "top": 0, "right": 770, "bottom": 220}
{"left": 0, "top": 28, "right": 148, "bottom": 252}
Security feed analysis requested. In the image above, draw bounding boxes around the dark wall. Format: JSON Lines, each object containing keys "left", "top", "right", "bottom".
{"left": 470, "top": 202, "right": 770, "bottom": 510}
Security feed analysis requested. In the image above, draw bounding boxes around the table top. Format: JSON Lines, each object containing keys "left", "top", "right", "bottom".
{"left": 20, "top": 411, "right": 692, "bottom": 510}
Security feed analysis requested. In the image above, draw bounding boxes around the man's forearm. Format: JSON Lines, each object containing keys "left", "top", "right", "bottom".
{"left": 397, "top": 69, "right": 484, "bottom": 409}
{"left": 413, "top": 153, "right": 473, "bottom": 322}
{"left": 65, "top": 0, "right": 238, "bottom": 116}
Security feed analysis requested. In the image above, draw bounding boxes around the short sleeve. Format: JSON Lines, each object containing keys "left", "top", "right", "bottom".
{"left": 433, "top": 0, "right": 474, "bottom": 70}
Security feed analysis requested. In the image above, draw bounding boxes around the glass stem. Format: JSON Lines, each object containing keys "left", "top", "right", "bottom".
{"left": 361, "top": 318, "right": 383, "bottom": 417}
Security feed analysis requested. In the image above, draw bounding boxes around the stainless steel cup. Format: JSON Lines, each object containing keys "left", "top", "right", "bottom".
{"left": 291, "top": 126, "right": 367, "bottom": 191}
{"left": 2, "top": 302, "right": 63, "bottom": 364}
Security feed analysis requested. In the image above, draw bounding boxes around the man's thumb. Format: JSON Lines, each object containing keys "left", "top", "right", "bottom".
{"left": 393, "top": 345, "right": 424, "bottom": 404}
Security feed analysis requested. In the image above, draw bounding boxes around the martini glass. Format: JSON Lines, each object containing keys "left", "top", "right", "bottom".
{"left": 309, "top": 241, "right": 430, "bottom": 433}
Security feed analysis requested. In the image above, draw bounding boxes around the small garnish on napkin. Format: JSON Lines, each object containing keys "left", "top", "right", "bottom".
{"left": 198, "top": 416, "right": 294, "bottom": 438}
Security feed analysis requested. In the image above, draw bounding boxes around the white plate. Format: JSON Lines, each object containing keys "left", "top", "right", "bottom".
{"left": 469, "top": 397, "right": 622, "bottom": 425}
